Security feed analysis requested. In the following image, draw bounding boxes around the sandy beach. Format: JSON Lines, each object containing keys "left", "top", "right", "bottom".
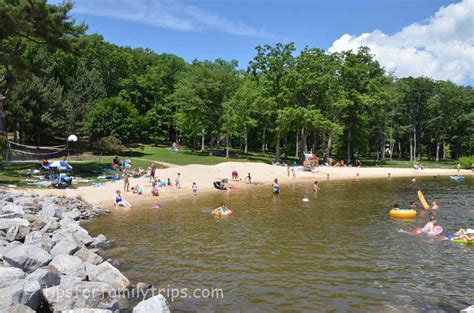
{"left": 15, "top": 162, "right": 471, "bottom": 208}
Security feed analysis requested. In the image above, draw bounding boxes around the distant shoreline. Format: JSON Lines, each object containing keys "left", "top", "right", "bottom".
{"left": 10, "top": 162, "right": 470, "bottom": 210}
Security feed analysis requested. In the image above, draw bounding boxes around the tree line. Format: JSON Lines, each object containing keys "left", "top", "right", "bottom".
{"left": 1, "top": 0, "right": 473, "bottom": 163}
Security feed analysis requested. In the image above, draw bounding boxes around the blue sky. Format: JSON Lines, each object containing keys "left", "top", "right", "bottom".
{"left": 51, "top": 0, "right": 474, "bottom": 84}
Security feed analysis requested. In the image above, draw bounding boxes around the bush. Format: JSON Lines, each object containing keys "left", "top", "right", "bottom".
{"left": 458, "top": 156, "right": 473, "bottom": 169}
{"left": 93, "top": 136, "right": 126, "bottom": 155}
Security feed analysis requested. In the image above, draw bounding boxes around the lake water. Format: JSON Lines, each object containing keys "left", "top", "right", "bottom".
{"left": 84, "top": 177, "right": 473, "bottom": 312}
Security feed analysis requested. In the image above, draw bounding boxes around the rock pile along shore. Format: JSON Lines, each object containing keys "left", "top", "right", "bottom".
{"left": 0, "top": 192, "right": 169, "bottom": 313}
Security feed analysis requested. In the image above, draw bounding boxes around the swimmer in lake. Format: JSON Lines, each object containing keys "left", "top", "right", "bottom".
{"left": 212, "top": 203, "right": 231, "bottom": 215}
{"left": 430, "top": 201, "right": 439, "bottom": 209}
{"left": 273, "top": 179, "right": 280, "bottom": 194}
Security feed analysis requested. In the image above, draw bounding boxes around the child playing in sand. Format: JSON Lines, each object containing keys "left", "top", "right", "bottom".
{"left": 131, "top": 184, "right": 143, "bottom": 195}
{"left": 192, "top": 182, "right": 197, "bottom": 195}
{"left": 175, "top": 173, "right": 181, "bottom": 188}
{"left": 151, "top": 181, "right": 159, "bottom": 197}
{"left": 114, "top": 190, "right": 131, "bottom": 207}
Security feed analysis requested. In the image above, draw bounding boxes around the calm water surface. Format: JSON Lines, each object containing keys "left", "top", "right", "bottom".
{"left": 84, "top": 177, "right": 473, "bottom": 312}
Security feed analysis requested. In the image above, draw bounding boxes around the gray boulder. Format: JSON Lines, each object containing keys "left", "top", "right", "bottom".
{"left": 23, "top": 214, "right": 48, "bottom": 231}
{"left": 49, "top": 255, "right": 86, "bottom": 278}
{"left": 40, "top": 202, "right": 60, "bottom": 218}
{"left": 63, "top": 210, "right": 81, "bottom": 221}
{"left": 0, "top": 218, "right": 30, "bottom": 231}
{"left": 25, "top": 268, "right": 61, "bottom": 288}
{"left": 1, "top": 203, "right": 25, "bottom": 216}
{"left": 42, "top": 281, "right": 119, "bottom": 311}
{"left": 0, "top": 267, "right": 26, "bottom": 286}
{"left": 74, "top": 247, "right": 103, "bottom": 265}
{"left": 24, "top": 231, "right": 53, "bottom": 252}
{"left": 89, "top": 234, "right": 115, "bottom": 250}
{"left": 50, "top": 236, "right": 81, "bottom": 257}
{"left": 2, "top": 244, "right": 52, "bottom": 272}
{"left": 132, "top": 294, "right": 170, "bottom": 313}
{"left": 60, "top": 275, "right": 83, "bottom": 286}
{"left": 73, "top": 228, "right": 94, "bottom": 246}
{"left": 6, "top": 225, "right": 31, "bottom": 242}
{"left": 0, "top": 280, "right": 41, "bottom": 311}
{"left": 461, "top": 305, "right": 474, "bottom": 313}
{"left": 87, "top": 261, "right": 130, "bottom": 292}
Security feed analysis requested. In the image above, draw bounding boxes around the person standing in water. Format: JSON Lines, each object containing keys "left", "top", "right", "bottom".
{"left": 192, "top": 182, "right": 197, "bottom": 195}
{"left": 292, "top": 167, "right": 296, "bottom": 178}
{"left": 287, "top": 164, "right": 290, "bottom": 177}
{"left": 245, "top": 173, "right": 252, "bottom": 184}
{"left": 313, "top": 181, "right": 320, "bottom": 192}
{"left": 273, "top": 178, "right": 280, "bottom": 194}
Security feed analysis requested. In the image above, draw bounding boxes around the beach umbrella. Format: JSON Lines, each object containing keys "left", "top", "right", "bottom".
{"left": 48, "top": 161, "right": 73, "bottom": 171}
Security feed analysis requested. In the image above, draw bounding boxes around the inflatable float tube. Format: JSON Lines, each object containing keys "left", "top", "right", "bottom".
{"left": 212, "top": 210, "right": 232, "bottom": 217}
{"left": 452, "top": 238, "right": 473, "bottom": 244}
{"left": 213, "top": 181, "right": 227, "bottom": 190}
{"left": 389, "top": 209, "right": 417, "bottom": 218}
{"left": 417, "top": 190, "right": 429, "bottom": 210}
{"left": 450, "top": 176, "right": 464, "bottom": 182}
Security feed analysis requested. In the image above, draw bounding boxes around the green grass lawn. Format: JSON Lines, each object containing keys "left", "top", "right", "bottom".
{"left": 360, "top": 159, "right": 458, "bottom": 169}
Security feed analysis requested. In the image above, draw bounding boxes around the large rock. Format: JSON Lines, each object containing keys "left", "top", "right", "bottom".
{"left": 42, "top": 281, "right": 119, "bottom": 311}
{"left": 24, "top": 231, "right": 53, "bottom": 252}
{"left": 6, "top": 224, "right": 31, "bottom": 242}
{"left": 87, "top": 261, "right": 129, "bottom": 292}
{"left": 23, "top": 214, "right": 48, "bottom": 231}
{"left": 0, "top": 267, "right": 26, "bottom": 286}
{"left": 63, "top": 210, "right": 81, "bottom": 221}
{"left": 49, "top": 255, "right": 86, "bottom": 278}
{"left": 40, "top": 202, "right": 60, "bottom": 218}
{"left": 132, "top": 294, "right": 170, "bottom": 313}
{"left": 89, "top": 234, "right": 115, "bottom": 250}
{"left": 0, "top": 218, "right": 30, "bottom": 231}
{"left": 1, "top": 203, "right": 25, "bottom": 214}
{"left": 2, "top": 244, "right": 52, "bottom": 272}
{"left": 25, "top": 268, "right": 61, "bottom": 288}
{"left": 50, "top": 236, "right": 81, "bottom": 257}
{"left": 461, "top": 305, "right": 474, "bottom": 313}
{"left": 73, "top": 229, "right": 94, "bottom": 246}
{"left": 74, "top": 247, "right": 103, "bottom": 265}
{"left": 0, "top": 280, "right": 41, "bottom": 311}
{"left": 60, "top": 275, "right": 83, "bottom": 286}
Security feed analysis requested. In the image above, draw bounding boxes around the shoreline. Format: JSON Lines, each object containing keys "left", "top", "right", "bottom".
{"left": 10, "top": 162, "right": 472, "bottom": 209}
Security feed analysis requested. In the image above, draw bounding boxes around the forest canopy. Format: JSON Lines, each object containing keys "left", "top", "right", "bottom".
{"left": 1, "top": 0, "right": 473, "bottom": 163}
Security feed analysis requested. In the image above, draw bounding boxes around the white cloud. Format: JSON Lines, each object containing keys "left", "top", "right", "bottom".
{"left": 68, "top": 0, "right": 272, "bottom": 37}
{"left": 328, "top": 0, "right": 474, "bottom": 85}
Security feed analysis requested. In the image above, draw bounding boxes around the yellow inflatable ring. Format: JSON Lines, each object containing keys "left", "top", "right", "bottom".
{"left": 389, "top": 209, "right": 417, "bottom": 218}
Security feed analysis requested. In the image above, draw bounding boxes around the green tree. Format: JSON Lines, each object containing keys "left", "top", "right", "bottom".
{"left": 84, "top": 97, "right": 140, "bottom": 144}
{"left": 248, "top": 43, "right": 295, "bottom": 161}
{"left": 0, "top": 0, "right": 85, "bottom": 136}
